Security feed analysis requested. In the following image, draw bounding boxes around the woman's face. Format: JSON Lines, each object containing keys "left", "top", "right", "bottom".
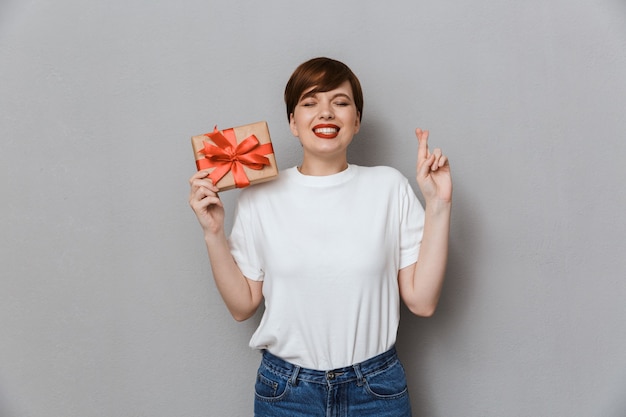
{"left": 289, "top": 80, "right": 361, "bottom": 161}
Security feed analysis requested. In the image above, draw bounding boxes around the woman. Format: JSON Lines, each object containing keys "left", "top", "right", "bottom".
{"left": 189, "top": 57, "right": 452, "bottom": 416}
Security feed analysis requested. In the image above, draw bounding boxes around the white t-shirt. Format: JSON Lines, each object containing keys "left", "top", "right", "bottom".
{"left": 228, "top": 164, "right": 425, "bottom": 370}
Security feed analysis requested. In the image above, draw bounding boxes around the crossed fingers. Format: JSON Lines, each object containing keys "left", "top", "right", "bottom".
{"left": 416, "top": 128, "right": 448, "bottom": 174}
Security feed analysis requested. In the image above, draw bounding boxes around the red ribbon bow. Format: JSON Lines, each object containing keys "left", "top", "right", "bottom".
{"left": 196, "top": 126, "right": 274, "bottom": 188}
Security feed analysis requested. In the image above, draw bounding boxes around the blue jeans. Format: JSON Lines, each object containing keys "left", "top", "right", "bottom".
{"left": 254, "top": 347, "right": 412, "bottom": 417}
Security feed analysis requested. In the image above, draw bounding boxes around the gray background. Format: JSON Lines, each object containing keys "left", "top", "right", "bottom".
{"left": 1, "top": 0, "right": 625, "bottom": 416}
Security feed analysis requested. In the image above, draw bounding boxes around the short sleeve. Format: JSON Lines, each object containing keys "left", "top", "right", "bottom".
{"left": 228, "top": 193, "right": 265, "bottom": 281}
{"left": 398, "top": 179, "right": 425, "bottom": 269}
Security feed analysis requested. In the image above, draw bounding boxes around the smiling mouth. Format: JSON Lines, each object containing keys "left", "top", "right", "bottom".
{"left": 313, "top": 125, "right": 339, "bottom": 139}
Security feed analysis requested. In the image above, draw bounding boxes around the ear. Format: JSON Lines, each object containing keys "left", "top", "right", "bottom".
{"left": 354, "top": 112, "right": 361, "bottom": 134}
{"left": 289, "top": 113, "right": 299, "bottom": 137}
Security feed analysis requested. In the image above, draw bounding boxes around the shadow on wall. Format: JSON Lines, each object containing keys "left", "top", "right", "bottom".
{"left": 346, "top": 118, "right": 391, "bottom": 168}
{"left": 396, "top": 183, "right": 480, "bottom": 416}
{"left": 0, "top": 378, "right": 20, "bottom": 417}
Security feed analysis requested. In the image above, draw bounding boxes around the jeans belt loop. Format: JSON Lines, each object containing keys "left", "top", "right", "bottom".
{"left": 289, "top": 365, "right": 301, "bottom": 386}
{"left": 353, "top": 363, "right": 365, "bottom": 386}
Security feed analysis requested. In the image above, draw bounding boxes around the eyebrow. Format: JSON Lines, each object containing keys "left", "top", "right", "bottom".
{"left": 300, "top": 91, "right": 353, "bottom": 102}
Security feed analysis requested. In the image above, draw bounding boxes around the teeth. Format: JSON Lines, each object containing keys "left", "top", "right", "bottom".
{"left": 314, "top": 127, "right": 338, "bottom": 134}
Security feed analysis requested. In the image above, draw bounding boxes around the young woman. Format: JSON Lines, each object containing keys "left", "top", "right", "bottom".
{"left": 189, "top": 57, "right": 452, "bottom": 417}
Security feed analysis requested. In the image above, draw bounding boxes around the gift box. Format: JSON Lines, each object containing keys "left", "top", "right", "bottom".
{"left": 191, "top": 121, "right": 278, "bottom": 191}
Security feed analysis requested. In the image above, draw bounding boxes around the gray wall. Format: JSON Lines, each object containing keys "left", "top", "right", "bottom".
{"left": 2, "top": 1, "right": 625, "bottom": 416}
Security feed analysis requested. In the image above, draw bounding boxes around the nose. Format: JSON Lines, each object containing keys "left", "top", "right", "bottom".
{"left": 318, "top": 101, "right": 334, "bottom": 119}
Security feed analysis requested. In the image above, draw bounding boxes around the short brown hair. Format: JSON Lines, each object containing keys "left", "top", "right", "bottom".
{"left": 284, "top": 57, "right": 363, "bottom": 122}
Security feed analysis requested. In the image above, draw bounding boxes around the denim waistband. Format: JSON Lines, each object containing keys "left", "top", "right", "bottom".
{"left": 260, "top": 347, "right": 400, "bottom": 385}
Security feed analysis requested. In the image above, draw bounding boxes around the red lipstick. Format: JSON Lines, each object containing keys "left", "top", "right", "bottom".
{"left": 313, "top": 124, "right": 340, "bottom": 139}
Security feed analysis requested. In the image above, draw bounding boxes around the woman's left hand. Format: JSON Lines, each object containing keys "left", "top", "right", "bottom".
{"left": 415, "top": 128, "right": 452, "bottom": 205}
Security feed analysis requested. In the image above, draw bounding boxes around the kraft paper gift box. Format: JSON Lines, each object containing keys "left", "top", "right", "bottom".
{"left": 191, "top": 121, "right": 278, "bottom": 191}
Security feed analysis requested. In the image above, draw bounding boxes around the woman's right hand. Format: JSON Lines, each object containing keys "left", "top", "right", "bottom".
{"left": 188, "top": 170, "right": 225, "bottom": 236}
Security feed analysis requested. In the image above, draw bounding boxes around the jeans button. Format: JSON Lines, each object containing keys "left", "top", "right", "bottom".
{"left": 327, "top": 372, "right": 335, "bottom": 380}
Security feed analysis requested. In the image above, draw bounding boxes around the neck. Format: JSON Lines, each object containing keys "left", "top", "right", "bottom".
{"left": 298, "top": 157, "right": 349, "bottom": 176}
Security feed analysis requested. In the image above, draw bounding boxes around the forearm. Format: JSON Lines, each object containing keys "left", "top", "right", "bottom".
{"left": 401, "top": 201, "right": 451, "bottom": 316}
{"left": 205, "top": 232, "right": 262, "bottom": 321}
